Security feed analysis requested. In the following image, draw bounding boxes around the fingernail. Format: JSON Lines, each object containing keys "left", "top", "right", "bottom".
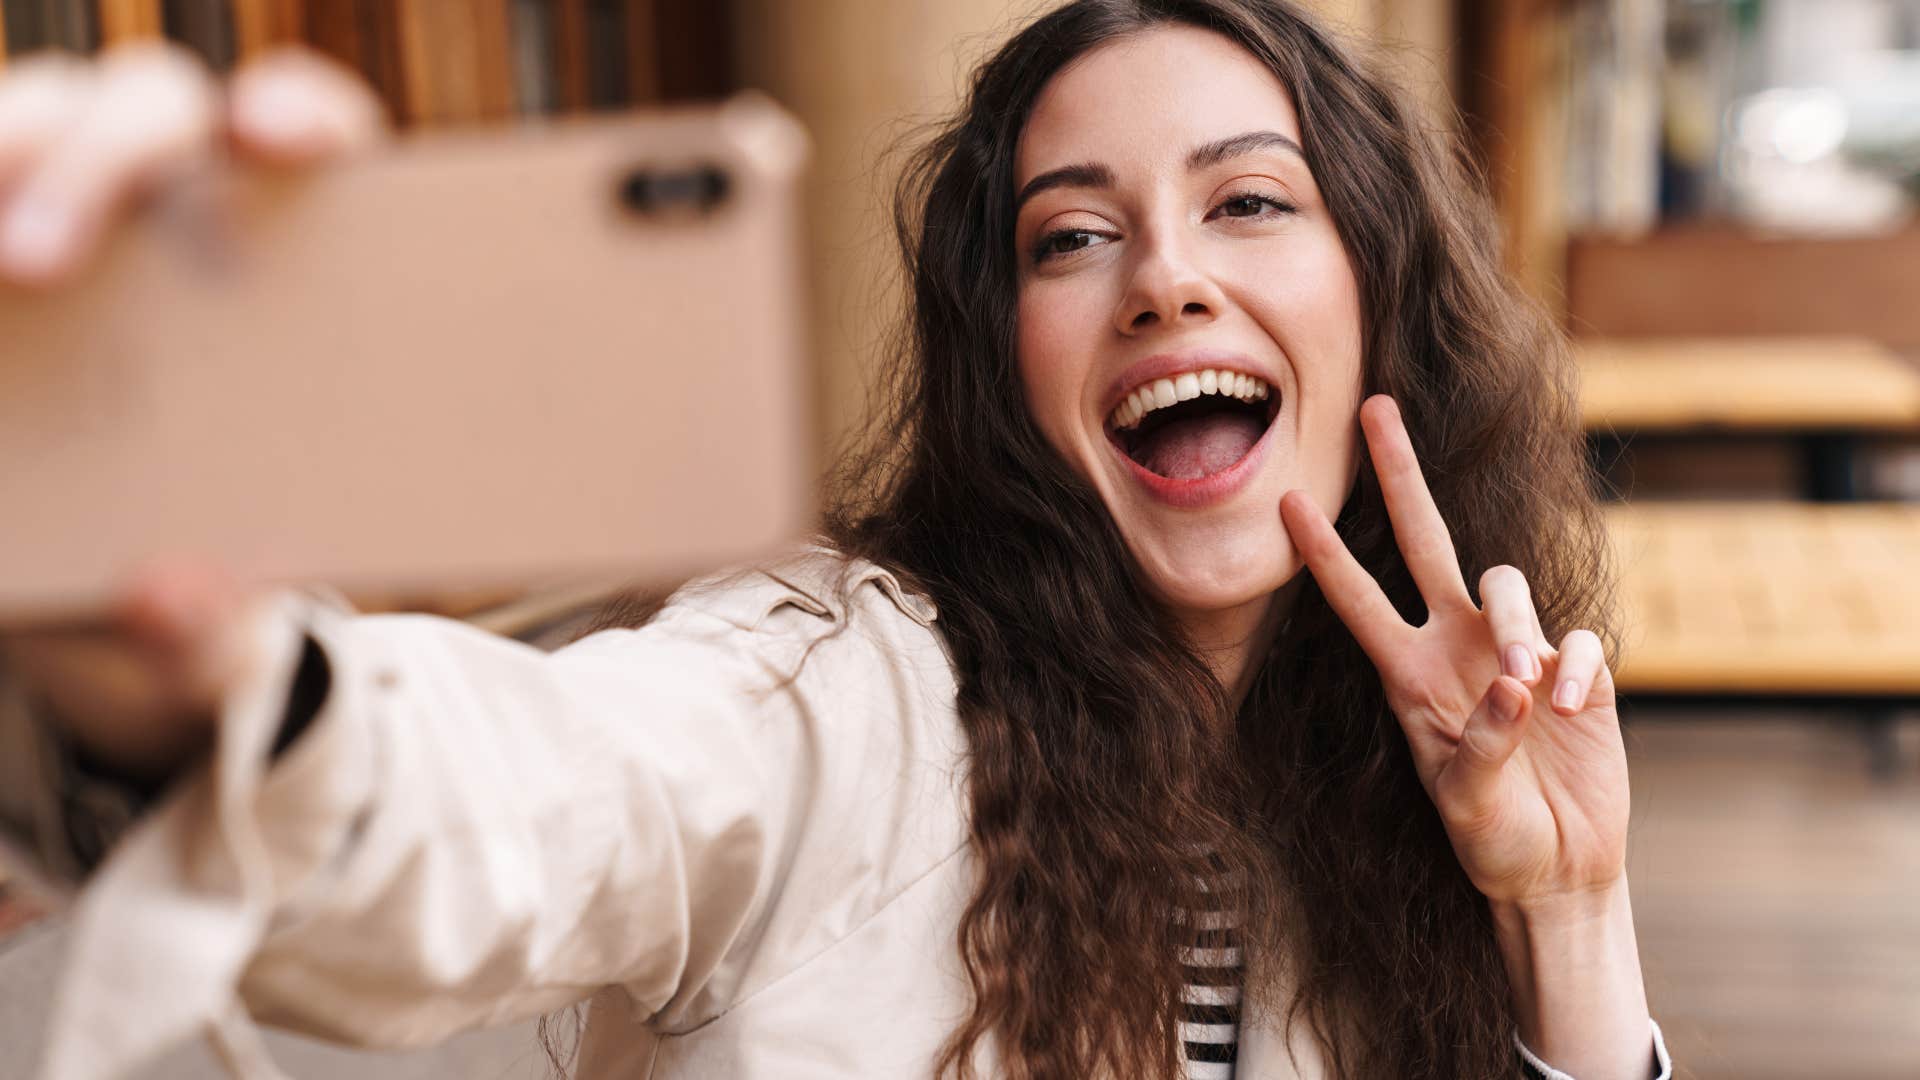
{"left": 1502, "top": 644, "right": 1535, "bottom": 681}
{"left": 1553, "top": 679, "right": 1582, "bottom": 712}
{"left": 0, "top": 196, "right": 75, "bottom": 277}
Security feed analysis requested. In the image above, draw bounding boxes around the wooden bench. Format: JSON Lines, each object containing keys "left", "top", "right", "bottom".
{"left": 1608, "top": 501, "right": 1920, "bottom": 703}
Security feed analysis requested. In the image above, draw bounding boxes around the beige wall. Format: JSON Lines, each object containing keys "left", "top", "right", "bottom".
{"left": 731, "top": 0, "right": 1052, "bottom": 456}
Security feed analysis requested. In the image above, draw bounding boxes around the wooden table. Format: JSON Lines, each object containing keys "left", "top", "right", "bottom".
{"left": 1608, "top": 501, "right": 1920, "bottom": 699}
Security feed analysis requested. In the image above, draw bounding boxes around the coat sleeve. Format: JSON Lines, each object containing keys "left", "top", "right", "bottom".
{"left": 15, "top": 579, "right": 836, "bottom": 1080}
{"left": 1515, "top": 1018, "right": 1673, "bottom": 1080}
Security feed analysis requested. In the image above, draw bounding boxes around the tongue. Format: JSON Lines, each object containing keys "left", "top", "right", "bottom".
{"left": 1137, "top": 411, "right": 1266, "bottom": 480}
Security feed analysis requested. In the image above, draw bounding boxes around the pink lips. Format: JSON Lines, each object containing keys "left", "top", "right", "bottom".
{"left": 1101, "top": 348, "right": 1281, "bottom": 510}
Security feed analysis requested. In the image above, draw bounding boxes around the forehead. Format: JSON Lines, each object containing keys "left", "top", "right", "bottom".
{"left": 1015, "top": 23, "right": 1302, "bottom": 184}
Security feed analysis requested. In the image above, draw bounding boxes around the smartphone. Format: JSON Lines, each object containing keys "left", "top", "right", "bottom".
{"left": 0, "top": 94, "right": 814, "bottom": 623}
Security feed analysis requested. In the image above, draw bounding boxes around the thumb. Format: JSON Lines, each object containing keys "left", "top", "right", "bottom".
{"left": 1437, "top": 675, "right": 1531, "bottom": 822}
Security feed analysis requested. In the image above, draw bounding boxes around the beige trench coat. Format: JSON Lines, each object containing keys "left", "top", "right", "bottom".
{"left": 2, "top": 547, "right": 1662, "bottom": 1080}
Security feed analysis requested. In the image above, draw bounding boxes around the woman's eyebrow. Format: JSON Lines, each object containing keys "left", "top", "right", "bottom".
{"left": 1014, "top": 131, "right": 1305, "bottom": 213}
{"left": 1015, "top": 163, "right": 1114, "bottom": 212}
{"left": 1186, "top": 130, "right": 1305, "bottom": 170}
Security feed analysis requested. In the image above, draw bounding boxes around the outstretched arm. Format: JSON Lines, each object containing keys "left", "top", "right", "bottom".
{"left": 3, "top": 583, "right": 817, "bottom": 1080}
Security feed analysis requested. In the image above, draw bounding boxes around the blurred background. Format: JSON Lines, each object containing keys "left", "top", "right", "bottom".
{"left": 1, "top": 1, "right": 1917, "bottom": 1078}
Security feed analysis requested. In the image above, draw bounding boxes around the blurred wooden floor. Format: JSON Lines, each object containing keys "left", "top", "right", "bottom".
{"left": 1627, "top": 714, "right": 1920, "bottom": 1079}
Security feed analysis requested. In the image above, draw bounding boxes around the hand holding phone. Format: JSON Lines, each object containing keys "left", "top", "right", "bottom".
{"left": 0, "top": 46, "right": 814, "bottom": 779}
{"left": 0, "top": 40, "right": 386, "bottom": 775}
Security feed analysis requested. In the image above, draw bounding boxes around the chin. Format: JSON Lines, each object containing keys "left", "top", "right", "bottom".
{"left": 1127, "top": 522, "right": 1304, "bottom": 618}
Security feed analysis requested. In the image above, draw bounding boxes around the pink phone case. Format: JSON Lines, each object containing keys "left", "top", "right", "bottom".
{"left": 0, "top": 95, "right": 814, "bottom": 623}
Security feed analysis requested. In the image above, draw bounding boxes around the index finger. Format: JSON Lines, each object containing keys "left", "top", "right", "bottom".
{"left": 1279, "top": 488, "right": 1411, "bottom": 667}
{"left": 1359, "top": 395, "right": 1473, "bottom": 614}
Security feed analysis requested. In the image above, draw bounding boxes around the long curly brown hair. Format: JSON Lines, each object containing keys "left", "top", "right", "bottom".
{"left": 541, "top": 1, "right": 1611, "bottom": 1076}
{"left": 816, "top": 1, "right": 1614, "bottom": 1077}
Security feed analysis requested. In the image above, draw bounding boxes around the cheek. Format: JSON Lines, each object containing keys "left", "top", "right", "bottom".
{"left": 1234, "top": 239, "right": 1365, "bottom": 498}
{"left": 1015, "top": 285, "right": 1098, "bottom": 453}
{"left": 1303, "top": 273, "right": 1366, "bottom": 500}
{"left": 1242, "top": 241, "right": 1364, "bottom": 400}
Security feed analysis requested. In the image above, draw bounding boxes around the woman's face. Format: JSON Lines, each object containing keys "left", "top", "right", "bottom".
{"left": 1013, "top": 25, "right": 1363, "bottom": 623}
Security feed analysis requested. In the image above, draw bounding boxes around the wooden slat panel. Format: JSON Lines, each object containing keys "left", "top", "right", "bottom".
{"left": 301, "top": 0, "right": 364, "bottom": 66}
{"left": 98, "top": 0, "right": 163, "bottom": 44}
{"left": 303, "top": 0, "right": 405, "bottom": 119}
{"left": 651, "top": 0, "right": 728, "bottom": 101}
{"left": 1579, "top": 337, "right": 1920, "bottom": 433}
{"left": 551, "top": 0, "right": 589, "bottom": 112}
{"left": 392, "top": 0, "right": 514, "bottom": 125}
{"left": 232, "top": 0, "right": 302, "bottom": 59}
{"left": 1458, "top": 0, "right": 1568, "bottom": 310}
{"left": 162, "top": 0, "right": 236, "bottom": 72}
{"left": 622, "top": 0, "right": 659, "bottom": 102}
{"left": 1610, "top": 501, "right": 1920, "bottom": 694}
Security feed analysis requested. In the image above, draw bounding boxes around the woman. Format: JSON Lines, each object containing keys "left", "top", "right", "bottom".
{"left": 0, "top": 2, "right": 1671, "bottom": 1078}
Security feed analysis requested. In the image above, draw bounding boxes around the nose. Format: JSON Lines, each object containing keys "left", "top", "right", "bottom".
{"left": 1113, "top": 228, "right": 1225, "bottom": 336}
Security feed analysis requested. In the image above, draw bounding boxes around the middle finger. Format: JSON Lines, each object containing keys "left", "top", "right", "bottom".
{"left": 1359, "top": 395, "right": 1473, "bottom": 614}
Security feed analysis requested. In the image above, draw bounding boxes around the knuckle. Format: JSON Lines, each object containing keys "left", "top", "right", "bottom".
{"left": 1458, "top": 722, "right": 1504, "bottom": 765}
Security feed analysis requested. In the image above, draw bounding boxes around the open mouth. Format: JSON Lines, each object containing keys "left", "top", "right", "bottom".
{"left": 1106, "top": 369, "right": 1281, "bottom": 481}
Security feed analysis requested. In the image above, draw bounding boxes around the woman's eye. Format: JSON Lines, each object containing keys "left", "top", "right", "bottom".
{"left": 1033, "top": 229, "right": 1107, "bottom": 263}
{"left": 1211, "top": 193, "right": 1296, "bottom": 220}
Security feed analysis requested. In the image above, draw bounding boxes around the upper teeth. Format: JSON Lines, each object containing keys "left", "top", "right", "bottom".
{"left": 1110, "top": 369, "right": 1271, "bottom": 430}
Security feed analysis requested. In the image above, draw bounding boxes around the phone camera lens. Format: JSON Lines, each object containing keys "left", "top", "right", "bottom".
{"left": 619, "top": 166, "right": 730, "bottom": 217}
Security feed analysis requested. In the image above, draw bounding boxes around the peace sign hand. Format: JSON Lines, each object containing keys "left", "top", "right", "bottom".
{"left": 1278, "top": 396, "right": 1628, "bottom": 907}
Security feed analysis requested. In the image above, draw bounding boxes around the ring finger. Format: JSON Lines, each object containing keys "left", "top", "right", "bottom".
{"left": 1479, "top": 564, "right": 1545, "bottom": 685}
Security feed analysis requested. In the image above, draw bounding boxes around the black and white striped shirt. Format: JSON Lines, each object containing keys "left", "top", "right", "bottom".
{"left": 1179, "top": 870, "right": 1243, "bottom": 1079}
